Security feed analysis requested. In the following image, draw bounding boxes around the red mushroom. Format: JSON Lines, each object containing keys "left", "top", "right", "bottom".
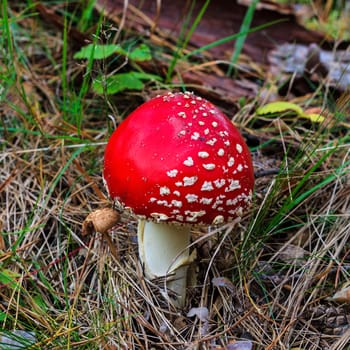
{"left": 103, "top": 92, "right": 254, "bottom": 306}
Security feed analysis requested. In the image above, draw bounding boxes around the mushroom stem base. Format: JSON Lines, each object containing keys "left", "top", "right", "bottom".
{"left": 138, "top": 220, "right": 191, "bottom": 307}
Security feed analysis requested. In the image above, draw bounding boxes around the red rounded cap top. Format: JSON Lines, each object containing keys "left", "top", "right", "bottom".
{"left": 103, "top": 92, "right": 254, "bottom": 225}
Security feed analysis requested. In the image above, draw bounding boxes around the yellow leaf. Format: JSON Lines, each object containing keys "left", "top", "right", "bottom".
{"left": 256, "top": 101, "right": 304, "bottom": 116}
{"left": 299, "top": 113, "right": 326, "bottom": 124}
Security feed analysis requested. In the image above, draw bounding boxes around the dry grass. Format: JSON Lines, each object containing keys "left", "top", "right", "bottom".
{"left": 1, "top": 1, "right": 350, "bottom": 349}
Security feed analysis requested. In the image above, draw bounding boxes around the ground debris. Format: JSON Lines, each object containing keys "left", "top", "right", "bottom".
{"left": 305, "top": 303, "right": 350, "bottom": 336}
{"left": 269, "top": 43, "right": 350, "bottom": 91}
{"left": 2, "top": 1, "right": 350, "bottom": 349}
{"left": 96, "top": 0, "right": 332, "bottom": 63}
{"left": 327, "top": 284, "right": 350, "bottom": 303}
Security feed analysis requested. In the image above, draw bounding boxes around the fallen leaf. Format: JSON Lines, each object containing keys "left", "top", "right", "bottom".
{"left": 269, "top": 42, "right": 350, "bottom": 91}
{"left": 299, "top": 112, "right": 326, "bottom": 123}
{"left": 276, "top": 243, "right": 307, "bottom": 265}
{"left": 187, "top": 306, "right": 209, "bottom": 322}
{"left": 256, "top": 101, "right": 304, "bottom": 116}
{"left": 257, "top": 101, "right": 327, "bottom": 124}
{"left": 212, "top": 276, "right": 235, "bottom": 293}
{"left": 327, "top": 285, "right": 350, "bottom": 303}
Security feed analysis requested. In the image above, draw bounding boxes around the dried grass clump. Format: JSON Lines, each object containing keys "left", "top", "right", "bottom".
{"left": 3, "top": 138, "right": 349, "bottom": 349}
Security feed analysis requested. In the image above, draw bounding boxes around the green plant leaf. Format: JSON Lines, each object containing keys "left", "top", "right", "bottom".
{"left": 93, "top": 72, "right": 161, "bottom": 95}
{"left": 93, "top": 73, "right": 144, "bottom": 94}
{"left": 0, "top": 311, "right": 7, "bottom": 322}
{"left": 129, "top": 44, "right": 152, "bottom": 61}
{"left": 74, "top": 43, "right": 152, "bottom": 61}
{"left": 185, "top": 19, "right": 285, "bottom": 59}
{"left": 73, "top": 44, "right": 125, "bottom": 60}
{"left": 256, "top": 101, "right": 304, "bottom": 116}
{"left": 0, "top": 269, "right": 21, "bottom": 288}
{"left": 131, "top": 72, "right": 162, "bottom": 81}
{"left": 33, "top": 293, "right": 48, "bottom": 312}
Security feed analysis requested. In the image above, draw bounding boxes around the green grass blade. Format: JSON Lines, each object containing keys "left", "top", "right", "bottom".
{"left": 185, "top": 19, "right": 285, "bottom": 59}
{"left": 182, "top": 0, "right": 210, "bottom": 50}
{"left": 227, "top": 0, "right": 258, "bottom": 76}
{"left": 1, "top": 0, "right": 14, "bottom": 63}
{"left": 61, "top": 4, "right": 68, "bottom": 122}
{"left": 78, "top": 0, "right": 96, "bottom": 32}
{"left": 166, "top": 0, "right": 210, "bottom": 82}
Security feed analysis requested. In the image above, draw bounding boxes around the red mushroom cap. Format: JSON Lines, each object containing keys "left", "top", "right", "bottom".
{"left": 103, "top": 92, "right": 254, "bottom": 225}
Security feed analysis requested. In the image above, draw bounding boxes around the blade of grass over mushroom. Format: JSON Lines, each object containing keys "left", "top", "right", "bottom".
{"left": 166, "top": 0, "right": 210, "bottom": 82}
{"left": 184, "top": 18, "right": 286, "bottom": 59}
{"left": 227, "top": 0, "right": 259, "bottom": 76}
{"left": 77, "top": 0, "right": 95, "bottom": 32}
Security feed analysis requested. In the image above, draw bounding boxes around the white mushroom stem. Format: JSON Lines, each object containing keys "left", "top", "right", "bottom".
{"left": 138, "top": 220, "right": 191, "bottom": 307}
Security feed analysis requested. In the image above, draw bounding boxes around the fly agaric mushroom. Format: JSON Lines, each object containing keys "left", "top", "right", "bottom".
{"left": 103, "top": 91, "right": 254, "bottom": 307}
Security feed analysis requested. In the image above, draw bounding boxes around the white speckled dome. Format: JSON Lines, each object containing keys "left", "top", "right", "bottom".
{"left": 103, "top": 92, "right": 254, "bottom": 225}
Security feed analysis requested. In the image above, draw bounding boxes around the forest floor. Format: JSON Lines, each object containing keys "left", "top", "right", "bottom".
{"left": 1, "top": 1, "right": 350, "bottom": 349}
